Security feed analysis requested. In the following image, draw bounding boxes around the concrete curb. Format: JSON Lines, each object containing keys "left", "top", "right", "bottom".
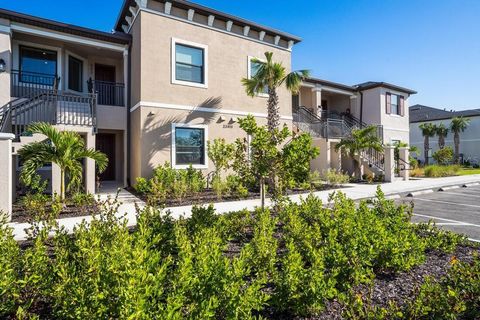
{"left": 406, "top": 189, "right": 434, "bottom": 197}
{"left": 438, "top": 186, "right": 461, "bottom": 191}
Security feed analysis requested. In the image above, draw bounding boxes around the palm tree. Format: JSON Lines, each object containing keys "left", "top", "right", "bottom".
{"left": 334, "top": 126, "right": 383, "bottom": 179}
{"left": 436, "top": 123, "right": 449, "bottom": 149}
{"left": 419, "top": 123, "right": 437, "bottom": 165}
{"left": 242, "top": 52, "right": 310, "bottom": 138}
{"left": 450, "top": 117, "right": 470, "bottom": 163}
{"left": 18, "top": 122, "right": 108, "bottom": 200}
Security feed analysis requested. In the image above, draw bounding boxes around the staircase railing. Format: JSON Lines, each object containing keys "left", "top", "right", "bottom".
{"left": 361, "top": 148, "right": 385, "bottom": 172}
{"left": 0, "top": 90, "right": 97, "bottom": 140}
{"left": 11, "top": 70, "right": 60, "bottom": 98}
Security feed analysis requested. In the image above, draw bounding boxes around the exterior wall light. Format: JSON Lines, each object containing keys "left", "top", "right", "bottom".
{"left": 0, "top": 59, "right": 6, "bottom": 73}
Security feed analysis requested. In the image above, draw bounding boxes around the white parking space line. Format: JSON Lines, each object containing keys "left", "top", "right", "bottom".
{"left": 438, "top": 191, "right": 480, "bottom": 198}
{"left": 468, "top": 238, "right": 480, "bottom": 243}
{"left": 434, "top": 223, "right": 471, "bottom": 226}
{"left": 412, "top": 213, "right": 480, "bottom": 228}
{"left": 413, "top": 198, "right": 480, "bottom": 209}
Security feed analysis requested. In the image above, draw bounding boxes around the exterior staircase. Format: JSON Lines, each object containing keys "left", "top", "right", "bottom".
{"left": 0, "top": 90, "right": 97, "bottom": 142}
{"left": 293, "top": 105, "right": 386, "bottom": 176}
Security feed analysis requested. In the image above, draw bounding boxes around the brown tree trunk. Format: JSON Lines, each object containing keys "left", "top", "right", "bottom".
{"left": 439, "top": 136, "right": 445, "bottom": 149}
{"left": 454, "top": 133, "right": 460, "bottom": 164}
{"left": 424, "top": 137, "right": 430, "bottom": 166}
{"left": 267, "top": 87, "right": 280, "bottom": 194}
{"left": 267, "top": 88, "right": 280, "bottom": 137}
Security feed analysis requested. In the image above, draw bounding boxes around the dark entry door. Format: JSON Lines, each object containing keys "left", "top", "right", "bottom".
{"left": 94, "top": 64, "right": 116, "bottom": 105}
{"left": 96, "top": 133, "right": 116, "bottom": 181}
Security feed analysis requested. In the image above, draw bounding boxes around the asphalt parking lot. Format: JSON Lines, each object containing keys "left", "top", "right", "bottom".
{"left": 395, "top": 184, "right": 480, "bottom": 242}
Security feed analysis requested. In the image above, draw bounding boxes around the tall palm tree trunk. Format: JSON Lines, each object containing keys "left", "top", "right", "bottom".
{"left": 60, "top": 169, "right": 65, "bottom": 200}
{"left": 267, "top": 88, "right": 280, "bottom": 137}
{"left": 424, "top": 137, "right": 430, "bottom": 166}
{"left": 454, "top": 133, "right": 460, "bottom": 164}
{"left": 439, "top": 136, "right": 445, "bottom": 149}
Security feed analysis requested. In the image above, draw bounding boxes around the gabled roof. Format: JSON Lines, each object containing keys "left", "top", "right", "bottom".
{"left": 0, "top": 8, "right": 131, "bottom": 45}
{"left": 354, "top": 81, "right": 417, "bottom": 95}
{"left": 114, "top": 0, "right": 301, "bottom": 44}
{"left": 303, "top": 77, "right": 357, "bottom": 92}
{"left": 303, "top": 77, "right": 417, "bottom": 95}
{"left": 410, "top": 104, "right": 480, "bottom": 123}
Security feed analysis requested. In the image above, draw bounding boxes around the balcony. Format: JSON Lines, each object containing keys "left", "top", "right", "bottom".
{"left": 10, "top": 70, "right": 125, "bottom": 107}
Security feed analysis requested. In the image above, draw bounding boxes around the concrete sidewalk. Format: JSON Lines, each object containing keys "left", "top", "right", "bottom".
{"left": 8, "top": 174, "right": 480, "bottom": 241}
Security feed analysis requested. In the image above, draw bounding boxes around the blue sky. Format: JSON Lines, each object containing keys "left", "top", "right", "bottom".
{"left": 1, "top": 0, "right": 479, "bottom": 110}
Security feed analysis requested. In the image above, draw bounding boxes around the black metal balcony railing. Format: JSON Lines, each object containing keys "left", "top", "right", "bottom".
{"left": 88, "top": 79, "right": 125, "bottom": 107}
{"left": 10, "top": 70, "right": 59, "bottom": 98}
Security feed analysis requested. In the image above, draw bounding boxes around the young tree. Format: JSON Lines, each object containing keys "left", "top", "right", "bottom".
{"left": 207, "top": 138, "right": 235, "bottom": 178}
{"left": 18, "top": 122, "right": 108, "bottom": 200}
{"left": 242, "top": 52, "right": 309, "bottom": 140}
{"left": 334, "top": 126, "right": 383, "bottom": 179}
{"left": 419, "top": 123, "right": 437, "bottom": 166}
{"left": 436, "top": 123, "right": 449, "bottom": 149}
{"left": 450, "top": 117, "right": 470, "bottom": 164}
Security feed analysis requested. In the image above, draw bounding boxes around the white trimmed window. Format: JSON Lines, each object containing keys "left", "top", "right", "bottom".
{"left": 171, "top": 123, "right": 208, "bottom": 169}
{"left": 171, "top": 38, "right": 208, "bottom": 88}
{"left": 247, "top": 56, "right": 268, "bottom": 97}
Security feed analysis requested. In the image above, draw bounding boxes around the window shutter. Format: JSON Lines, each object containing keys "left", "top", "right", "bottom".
{"left": 399, "top": 96, "right": 405, "bottom": 116}
{"left": 386, "top": 93, "right": 391, "bottom": 114}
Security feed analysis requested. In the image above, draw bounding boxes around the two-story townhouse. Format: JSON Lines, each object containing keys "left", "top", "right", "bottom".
{"left": 293, "top": 78, "right": 416, "bottom": 178}
{"left": 410, "top": 104, "right": 480, "bottom": 165}
{"left": 114, "top": 0, "right": 300, "bottom": 181}
{"left": 0, "top": 8, "right": 131, "bottom": 211}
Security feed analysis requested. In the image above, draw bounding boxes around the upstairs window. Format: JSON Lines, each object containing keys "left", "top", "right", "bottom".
{"left": 172, "top": 38, "right": 208, "bottom": 88}
{"left": 386, "top": 92, "right": 405, "bottom": 116}
{"left": 19, "top": 46, "right": 57, "bottom": 85}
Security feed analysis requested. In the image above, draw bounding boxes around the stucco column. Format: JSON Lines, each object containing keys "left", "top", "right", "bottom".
{"left": 85, "top": 131, "right": 96, "bottom": 194}
{"left": 0, "top": 133, "right": 14, "bottom": 221}
{"left": 399, "top": 147, "right": 410, "bottom": 181}
{"left": 330, "top": 142, "right": 342, "bottom": 171}
{"left": 123, "top": 48, "right": 129, "bottom": 187}
{"left": 311, "top": 139, "right": 330, "bottom": 174}
{"left": 51, "top": 163, "right": 61, "bottom": 196}
{"left": 0, "top": 19, "right": 12, "bottom": 107}
{"left": 311, "top": 87, "right": 322, "bottom": 116}
{"left": 384, "top": 146, "right": 395, "bottom": 183}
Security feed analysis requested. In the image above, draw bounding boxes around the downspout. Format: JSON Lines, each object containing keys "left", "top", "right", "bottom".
{"left": 126, "top": 45, "right": 132, "bottom": 187}
{"left": 359, "top": 91, "right": 364, "bottom": 124}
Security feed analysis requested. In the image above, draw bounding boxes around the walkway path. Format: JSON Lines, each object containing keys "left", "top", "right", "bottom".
{"left": 8, "top": 175, "right": 480, "bottom": 241}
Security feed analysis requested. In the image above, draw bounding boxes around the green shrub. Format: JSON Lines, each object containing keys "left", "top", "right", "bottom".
{"left": 71, "top": 192, "right": 96, "bottom": 207}
{"left": 424, "top": 164, "right": 461, "bottom": 177}
{"left": 212, "top": 176, "right": 229, "bottom": 200}
{"left": 134, "top": 177, "right": 151, "bottom": 195}
{"left": 207, "top": 138, "right": 234, "bottom": 177}
{"left": 432, "top": 146, "right": 454, "bottom": 165}
{"left": 323, "top": 169, "right": 350, "bottom": 186}
{"left": 226, "top": 174, "right": 249, "bottom": 199}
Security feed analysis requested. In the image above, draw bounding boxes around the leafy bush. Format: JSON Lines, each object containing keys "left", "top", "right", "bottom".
{"left": 71, "top": 192, "right": 96, "bottom": 207}
{"left": 424, "top": 164, "right": 461, "bottom": 177}
{"left": 207, "top": 138, "right": 235, "bottom": 177}
{"left": 280, "top": 133, "right": 319, "bottom": 189}
{"left": 432, "top": 146, "right": 454, "bottom": 165}
{"left": 134, "top": 177, "right": 150, "bottom": 195}
{"left": 323, "top": 169, "right": 350, "bottom": 186}
{"left": 226, "top": 174, "right": 249, "bottom": 199}
{"left": 0, "top": 187, "right": 475, "bottom": 319}
{"left": 142, "top": 162, "right": 206, "bottom": 204}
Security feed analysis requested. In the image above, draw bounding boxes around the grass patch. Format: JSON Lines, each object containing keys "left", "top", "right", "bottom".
{"left": 457, "top": 168, "right": 480, "bottom": 175}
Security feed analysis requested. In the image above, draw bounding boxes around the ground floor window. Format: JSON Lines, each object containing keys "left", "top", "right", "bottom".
{"left": 172, "top": 124, "right": 208, "bottom": 169}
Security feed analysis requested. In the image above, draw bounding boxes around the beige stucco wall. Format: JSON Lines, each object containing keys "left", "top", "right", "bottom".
{"left": 129, "top": 10, "right": 294, "bottom": 180}
{"left": 130, "top": 106, "right": 291, "bottom": 181}
{"left": 378, "top": 88, "right": 410, "bottom": 144}
{"left": 0, "top": 19, "right": 11, "bottom": 107}
{"left": 134, "top": 10, "right": 292, "bottom": 116}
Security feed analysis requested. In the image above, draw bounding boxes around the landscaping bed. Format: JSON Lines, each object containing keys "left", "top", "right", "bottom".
{"left": 10, "top": 193, "right": 98, "bottom": 223}
{"left": 2, "top": 188, "right": 479, "bottom": 319}
{"left": 127, "top": 184, "right": 344, "bottom": 207}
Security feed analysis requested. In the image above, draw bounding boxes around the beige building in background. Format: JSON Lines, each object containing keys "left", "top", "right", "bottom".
{"left": 0, "top": 0, "right": 416, "bottom": 220}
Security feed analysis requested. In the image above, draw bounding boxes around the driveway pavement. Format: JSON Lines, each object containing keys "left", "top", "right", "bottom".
{"left": 396, "top": 184, "right": 480, "bottom": 242}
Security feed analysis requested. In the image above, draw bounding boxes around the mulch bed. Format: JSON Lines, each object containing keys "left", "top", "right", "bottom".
{"left": 299, "top": 245, "right": 479, "bottom": 320}
{"left": 127, "top": 184, "right": 345, "bottom": 207}
{"left": 11, "top": 202, "right": 99, "bottom": 223}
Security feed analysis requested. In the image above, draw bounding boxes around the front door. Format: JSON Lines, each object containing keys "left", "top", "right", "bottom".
{"left": 96, "top": 133, "right": 116, "bottom": 181}
{"left": 94, "top": 64, "right": 116, "bottom": 105}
